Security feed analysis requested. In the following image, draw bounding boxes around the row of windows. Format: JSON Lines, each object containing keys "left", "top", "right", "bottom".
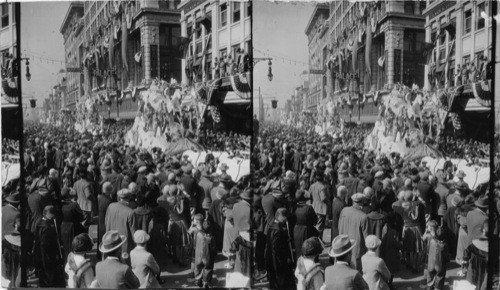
{"left": 1, "top": 3, "right": 13, "bottom": 29}
{"left": 187, "top": 1, "right": 251, "bottom": 33}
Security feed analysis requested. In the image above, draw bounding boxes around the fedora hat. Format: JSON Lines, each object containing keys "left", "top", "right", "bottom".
{"left": 472, "top": 234, "right": 488, "bottom": 252}
{"left": 99, "top": 230, "right": 126, "bottom": 253}
{"left": 474, "top": 196, "right": 488, "bottom": 209}
{"left": 240, "top": 188, "right": 253, "bottom": 200}
{"left": 456, "top": 170, "right": 466, "bottom": 178}
{"left": 219, "top": 174, "right": 232, "bottom": 184}
{"left": 5, "top": 192, "right": 20, "bottom": 204}
{"left": 329, "top": 235, "right": 356, "bottom": 258}
{"left": 4, "top": 230, "right": 20, "bottom": 247}
{"left": 220, "top": 163, "right": 229, "bottom": 171}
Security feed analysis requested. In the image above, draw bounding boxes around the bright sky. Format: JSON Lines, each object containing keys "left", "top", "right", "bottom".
{"left": 253, "top": 1, "right": 314, "bottom": 111}
{"left": 20, "top": 2, "right": 69, "bottom": 103}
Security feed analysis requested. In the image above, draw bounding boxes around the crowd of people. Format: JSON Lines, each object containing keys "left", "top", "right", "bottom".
{"left": 252, "top": 122, "right": 493, "bottom": 290}
{"left": 2, "top": 122, "right": 252, "bottom": 288}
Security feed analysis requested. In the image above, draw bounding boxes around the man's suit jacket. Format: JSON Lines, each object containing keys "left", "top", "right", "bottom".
{"left": 95, "top": 257, "right": 140, "bottom": 289}
{"left": 233, "top": 199, "right": 251, "bottom": 234}
{"left": 105, "top": 201, "right": 137, "bottom": 253}
{"left": 261, "top": 194, "right": 287, "bottom": 235}
{"left": 2, "top": 204, "right": 19, "bottom": 238}
{"left": 324, "top": 262, "right": 368, "bottom": 290}
{"left": 466, "top": 208, "right": 488, "bottom": 246}
{"left": 130, "top": 246, "right": 160, "bottom": 288}
{"left": 338, "top": 205, "right": 369, "bottom": 272}
{"left": 98, "top": 194, "right": 112, "bottom": 241}
{"left": 361, "top": 251, "right": 391, "bottom": 290}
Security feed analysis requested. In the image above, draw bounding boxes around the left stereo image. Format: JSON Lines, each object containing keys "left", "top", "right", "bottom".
{"left": 1, "top": 1, "right": 253, "bottom": 288}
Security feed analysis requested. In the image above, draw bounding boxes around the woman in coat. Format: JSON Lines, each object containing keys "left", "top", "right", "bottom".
{"left": 164, "top": 194, "right": 190, "bottom": 266}
{"left": 230, "top": 230, "right": 252, "bottom": 277}
{"left": 293, "top": 189, "right": 318, "bottom": 260}
{"left": 60, "top": 188, "right": 86, "bottom": 263}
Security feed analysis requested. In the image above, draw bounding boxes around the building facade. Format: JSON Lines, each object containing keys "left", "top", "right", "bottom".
{"left": 60, "top": 2, "right": 85, "bottom": 110}
{"left": 178, "top": 0, "right": 252, "bottom": 134}
{"left": 304, "top": 3, "right": 329, "bottom": 112}
{"left": 178, "top": 0, "right": 251, "bottom": 83}
{"left": 0, "top": 3, "right": 16, "bottom": 62}
{"left": 424, "top": 0, "right": 493, "bottom": 140}
{"left": 60, "top": 0, "right": 182, "bottom": 119}
{"left": 321, "top": 1, "right": 426, "bottom": 122}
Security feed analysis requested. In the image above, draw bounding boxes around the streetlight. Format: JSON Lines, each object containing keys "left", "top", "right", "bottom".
{"left": 25, "top": 60, "right": 31, "bottom": 81}
{"left": 268, "top": 60, "right": 273, "bottom": 81}
{"left": 254, "top": 57, "right": 273, "bottom": 82}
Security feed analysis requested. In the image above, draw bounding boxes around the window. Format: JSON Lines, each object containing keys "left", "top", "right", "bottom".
{"left": 219, "top": 4, "right": 227, "bottom": 27}
{"left": 477, "top": 2, "right": 486, "bottom": 30}
{"left": 463, "top": 55, "right": 470, "bottom": 66}
{"left": 464, "top": 10, "right": 472, "bottom": 34}
{"left": 404, "top": 1, "right": 415, "bottom": 14}
{"left": 220, "top": 48, "right": 227, "bottom": 58}
{"left": 231, "top": 44, "right": 239, "bottom": 59}
{"left": 1, "top": 3, "right": 9, "bottom": 28}
{"left": 232, "top": 2, "right": 240, "bottom": 23}
{"left": 244, "top": 1, "right": 251, "bottom": 18}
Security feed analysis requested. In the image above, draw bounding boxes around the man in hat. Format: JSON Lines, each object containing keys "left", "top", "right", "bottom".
{"left": 73, "top": 168, "right": 94, "bottom": 227}
{"left": 434, "top": 171, "right": 450, "bottom": 224}
{"left": 262, "top": 179, "right": 289, "bottom": 235}
{"left": 130, "top": 230, "right": 161, "bottom": 288}
{"left": 417, "top": 171, "right": 437, "bottom": 221}
{"left": 102, "top": 160, "right": 125, "bottom": 197}
{"left": 198, "top": 164, "right": 214, "bottom": 215}
{"left": 210, "top": 173, "right": 231, "bottom": 202}
{"left": 105, "top": 189, "right": 137, "bottom": 255}
{"left": 466, "top": 195, "right": 488, "bottom": 246}
{"left": 455, "top": 170, "right": 470, "bottom": 193}
{"left": 33, "top": 205, "right": 66, "bottom": 287}
{"left": 98, "top": 182, "right": 114, "bottom": 243}
{"left": 309, "top": 172, "right": 330, "bottom": 240}
{"left": 94, "top": 230, "right": 140, "bottom": 288}
{"left": 295, "top": 237, "right": 324, "bottom": 290}
{"left": 2, "top": 217, "right": 23, "bottom": 287}
{"left": 265, "top": 208, "right": 296, "bottom": 290}
{"left": 323, "top": 234, "right": 368, "bottom": 290}
{"left": 338, "top": 167, "right": 362, "bottom": 206}
{"left": 28, "top": 180, "right": 55, "bottom": 233}
{"left": 2, "top": 191, "right": 20, "bottom": 238}
{"left": 338, "top": 193, "right": 370, "bottom": 272}
{"left": 233, "top": 188, "right": 252, "bottom": 235}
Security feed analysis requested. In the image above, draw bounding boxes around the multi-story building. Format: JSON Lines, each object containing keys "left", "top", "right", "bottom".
{"left": 0, "top": 2, "right": 16, "bottom": 61}
{"left": 178, "top": 0, "right": 252, "bottom": 134}
{"left": 60, "top": 1, "right": 85, "bottom": 110}
{"left": 61, "top": 0, "right": 182, "bottom": 119}
{"left": 423, "top": 0, "right": 493, "bottom": 141}
{"left": 304, "top": 3, "right": 329, "bottom": 112}
{"left": 324, "top": 1, "right": 426, "bottom": 122}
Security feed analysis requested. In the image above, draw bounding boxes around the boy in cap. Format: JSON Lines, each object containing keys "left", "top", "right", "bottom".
{"left": 361, "top": 235, "right": 392, "bottom": 290}
{"left": 193, "top": 218, "right": 217, "bottom": 288}
{"left": 130, "top": 230, "right": 161, "bottom": 288}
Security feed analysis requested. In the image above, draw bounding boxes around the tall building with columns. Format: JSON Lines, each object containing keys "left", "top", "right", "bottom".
{"left": 323, "top": 1, "right": 426, "bottom": 122}
{"left": 72, "top": 0, "right": 181, "bottom": 119}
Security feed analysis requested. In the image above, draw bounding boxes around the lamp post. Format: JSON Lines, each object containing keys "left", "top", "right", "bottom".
{"left": 254, "top": 57, "right": 273, "bottom": 81}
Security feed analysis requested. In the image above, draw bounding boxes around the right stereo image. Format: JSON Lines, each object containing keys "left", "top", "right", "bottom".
{"left": 252, "top": 1, "right": 497, "bottom": 289}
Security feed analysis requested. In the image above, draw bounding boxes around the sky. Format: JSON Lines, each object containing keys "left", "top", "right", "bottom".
{"left": 20, "top": 2, "right": 69, "bottom": 104}
{"left": 253, "top": 1, "right": 314, "bottom": 111}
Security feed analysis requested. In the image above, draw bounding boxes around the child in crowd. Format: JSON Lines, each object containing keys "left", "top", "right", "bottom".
{"left": 189, "top": 214, "right": 204, "bottom": 278}
{"left": 194, "top": 218, "right": 217, "bottom": 288}
{"left": 423, "top": 220, "right": 449, "bottom": 290}
{"left": 130, "top": 230, "right": 161, "bottom": 288}
{"left": 361, "top": 235, "right": 392, "bottom": 290}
